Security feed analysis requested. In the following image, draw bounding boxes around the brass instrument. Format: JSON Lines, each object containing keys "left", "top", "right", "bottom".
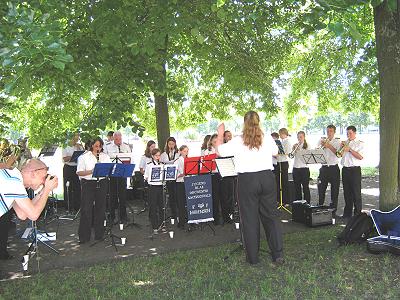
{"left": 0, "top": 138, "right": 23, "bottom": 167}
{"left": 288, "top": 143, "right": 301, "bottom": 159}
{"left": 336, "top": 139, "right": 350, "bottom": 158}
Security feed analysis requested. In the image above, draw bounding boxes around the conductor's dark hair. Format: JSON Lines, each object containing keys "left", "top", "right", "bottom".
{"left": 107, "top": 131, "right": 114, "bottom": 137}
{"left": 346, "top": 125, "right": 357, "bottom": 132}
{"left": 327, "top": 124, "right": 336, "bottom": 132}
{"left": 144, "top": 140, "right": 156, "bottom": 158}
{"left": 164, "top": 137, "right": 178, "bottom": 154}
{"left": 207, "top": 134, "right": 218, "bottom": 151}
{"left": 201, "top": 135, "right": 211, "bottom": 151}
{"left": 90, "top": 137, "right": 104, "bottom": 151}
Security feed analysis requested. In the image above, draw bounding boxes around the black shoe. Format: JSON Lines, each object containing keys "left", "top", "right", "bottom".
{"left": 273, "top": 257, "right": 285, "bottom": 266}
{"left": 0, "top": 252, "right": 14, "bottom": 260}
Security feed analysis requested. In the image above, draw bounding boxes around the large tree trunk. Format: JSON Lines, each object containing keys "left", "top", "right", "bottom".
{"left": 154, "top": 91, "right": 170, "bottom": 150}
{"left": 154, "top": 34, "right": 170, "bottom": 149}
{"left": 374, "top": 1, "right": 400, "bottom": 211}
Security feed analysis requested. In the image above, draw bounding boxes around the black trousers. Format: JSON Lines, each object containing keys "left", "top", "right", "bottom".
{"left": 293, "top": 167, "right": 311, "bottom": 203}
{"left": 176, "top": 182, "right": 187, "bottom": 227}
{"left": 0, "top": 210, "right": 12, "bottom": 256}
{"left": 318, "top": 165, "right": 340, "bottom": 210}
{"left": 166, "top": 181, "right": 178, "bottom": 219}
{"left": 78, "top": 179, "right": 107, "bottom": 242}
{"left": 342, "top": 166, "right": 362, "bottom": 217}
{"left": 274, "top": 162, "right": 290, "bottom": 204}
{"left": 109, "top": 177, "right": 128, "bottom": 221}
{"left": 221, "top": 176, "right": 235, "bottom": 222}
{"left": 211, "top": 173, "right": 222, "bottom": 223}
{"left": 238, "top": 170, "right": 283, "bottom": 264}
{"left": 148, "top": 185, "right": 163, "bottom": 229}
{"left": 63, "top": 164, "right": 81, "bottom": 211}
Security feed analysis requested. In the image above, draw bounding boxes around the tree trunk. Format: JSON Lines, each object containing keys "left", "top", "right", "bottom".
{"left": 154, "top": 34, "right": 170, "bottom": 149}
{"left": 374, "top": 1, "right": 400, "bottom": 211}
{"left": 154, "top": 92, "right": 170, "bottom": 150}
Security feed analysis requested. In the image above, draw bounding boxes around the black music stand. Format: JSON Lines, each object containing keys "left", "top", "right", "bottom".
{"left": 90, "top": 163, "right": 133, "bottom": 251}
{"left": 302, "top": 149, "right": 327, "bottom": 165}
{"left": 184, "top": 156, "right": 216, "bottom": 235}
{"left": 38, "top": 145, "right": 57, "bottom": 157}
{"left": 59, "top": 150, "right": 85, "bottom": 221}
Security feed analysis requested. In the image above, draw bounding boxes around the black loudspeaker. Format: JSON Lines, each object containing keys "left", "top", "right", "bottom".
{"left": 292, "top": 200, "right": 333, "bottom": 227}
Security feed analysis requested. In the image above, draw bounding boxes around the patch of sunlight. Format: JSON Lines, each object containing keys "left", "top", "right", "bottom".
{"left": 365, "top": 203, "right": 376, "bottom": 207}
{"left": 361, "top": 188, "right": 379, "bottom": 197}
{"left": 281, "top": 219, "right": 289, "bottom": 223}
{"left": 149, "top": 248, "right": 157, "bottom": 252}
{"left": 131, "top": 280, "right": 153, "bottom": 287}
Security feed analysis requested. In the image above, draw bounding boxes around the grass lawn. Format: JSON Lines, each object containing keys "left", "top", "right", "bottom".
{"left": 1, "top": 226, "right": 399, "bottom": 299}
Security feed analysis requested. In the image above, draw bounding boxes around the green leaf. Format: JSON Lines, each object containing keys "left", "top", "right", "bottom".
{"left": 0, "top": 48, "right": 11, "bottom": 56}
{"left": 216, "top": 0, "right": 225, "bottom": 8}
{"left": 2, "top": 58, "right": 13, "bottom": 67}
{"left": 217, "top": 8, "right": 226, "bottom": 19}
{"left": 387, "top": 0, "right": 397, "bottom": 11}
{"left": 348, "top": 22, "right": 362, "bottom": 41}
{"left": 191, "top": 28, "right": 199, "bottom": 37}
{"left": 328, "top": 22, "right": 344, "bottom": 36}
{"left": 48, "top": 42, "right": 61, "bottom": 49}
{"left": 197, "top": 34, "right": 205, "bottom": 44}
{"left": 370, "top": 0, "right": 384, "bottom": 8}
{"left": 52, "top": 60, "right": 65, "bottom": 70}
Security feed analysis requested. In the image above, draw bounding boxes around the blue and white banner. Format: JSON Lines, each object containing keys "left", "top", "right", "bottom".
{"left": 184, "top": 174, "right": 213, "bottom": 224}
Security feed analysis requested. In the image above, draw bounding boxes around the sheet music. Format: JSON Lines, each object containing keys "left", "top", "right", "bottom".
{"left": 215, "top": 157, "right": 237, "bottom": 177}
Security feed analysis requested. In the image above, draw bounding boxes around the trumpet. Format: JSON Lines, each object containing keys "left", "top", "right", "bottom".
{"left": 318, "top": 137, "right": 340, "bottom": 149}
{"left": 336, "top": 139, "right": 350, "bottom": 158}
{"left": 288, "top": 143, "right": 301, "bottom": 159}
{"left": 0, "top": 138, "right": 23, "bottom": 167}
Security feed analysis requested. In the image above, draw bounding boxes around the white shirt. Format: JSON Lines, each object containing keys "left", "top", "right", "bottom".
{"left": 218, "top": 135, "right": 278, "bottom": 173}
{"left": 293, "top": 143, "right": 309, "bottom": 168}
{"left": 139, "top": 155, "right": 152, "bottom": 171}
{"left": 341, "top": 138, "right": 365, "bottom": 167}
{"left": 0, "top": 168, "right": 28, "bottom": 218}
{"left": 176, "top": 156, "right": 185, "bottom": 183}
{"left": 160, "top": 150, "right": 180, "bottom": 164}
{"left": 62, "top": 144, "right": 84, "bottom": 166}
{"left": 104, "top": 141, "right": 132, "bottom": 159}
{"left": 276, "top": 138, "right": 291, "bottom": 163}
{"left": 144, "top": 161, "right": 163, "bottom": 186}
{"left": 76, "top": 151, "right": 111, "bottom": 180}
{"left": 200, "top": 149, "right": 207, "bottom": 156}
{"left": 319, "top": 137, "right": 341, "bottom": 166}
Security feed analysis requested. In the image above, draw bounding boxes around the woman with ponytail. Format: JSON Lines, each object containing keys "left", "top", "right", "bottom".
{"left": 292, "top": 131, "right": 311, "bottom": 203}
{"left": 216, "top": 111, "right": 284, "bottom": 266}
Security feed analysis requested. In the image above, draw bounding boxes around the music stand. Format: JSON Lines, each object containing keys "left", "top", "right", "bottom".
{"left": 59, "top": 150, "right": 85, "bottom": 221}
{"left": 38, "top": 145, "right": 57, "bottom": 157}
{"left": 302, "top": 149, "right": 327, "bottom": 165}
{"left": 183, "top": 155, "right": 216, "bottom": 235}
{"left": 90, "top": 163, "right": 134, "bottom": 251}
{"left": 148, "top": 164, "right": 178, "bottom": 235}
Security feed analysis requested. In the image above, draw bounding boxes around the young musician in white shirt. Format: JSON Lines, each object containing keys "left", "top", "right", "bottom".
{"left": 176, "top": 145, "right": 189, "bottom": 229}
{"left": 216, "top": 111, "right": 283, "bottom": 265}
{"left": 292, "top": 131, "right": 311, "bottom": 203}
{"left": 204, "top": 134, "right": 223, "bottom": 225}
{"left": 76, "top": 137, "right": 111, "bottom": 244}
{"left": 160, "top": 137, "right": 180, "bottom": 221}
{"left": 144, "top": 148, "right": 164, "bottom": 234}
{"left": 220, "top": 130, "right": 235, "bottom": 224}
{"left": 318, "top": 125, "right": 341, "bottom": 214}
{"left": 200, "top": 135, "right": 211, "bottom": 156}
{"left": 62, "top": 133, "right": 84, "bottom": 211}
{"left": 139, "top": 141, "right": 156, "bottom": 174}
{"left": 340, "top": 126, "right": 364, "bottom": 218}
{"left": 277, "top": 128, "right": 292, "bottom": 204}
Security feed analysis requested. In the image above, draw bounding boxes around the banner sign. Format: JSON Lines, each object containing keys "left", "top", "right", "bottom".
{"left": 184, "top": 174, "right": 213, "bottom": 223}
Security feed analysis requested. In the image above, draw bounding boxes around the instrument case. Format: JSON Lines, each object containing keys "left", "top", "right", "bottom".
{"left": 292, "top": 200, "right": 333, "bottom": 227}
{"left": 367, "top": 206, "right": 400, "bottom": 255}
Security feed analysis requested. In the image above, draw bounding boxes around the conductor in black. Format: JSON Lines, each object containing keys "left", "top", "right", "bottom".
{"left": 217, "top": 111, "right": 284, "bottom": 265}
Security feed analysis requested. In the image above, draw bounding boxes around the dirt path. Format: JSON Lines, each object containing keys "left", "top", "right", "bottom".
{"left": 0, "top": 176, "right": 380, "bottom": 280}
